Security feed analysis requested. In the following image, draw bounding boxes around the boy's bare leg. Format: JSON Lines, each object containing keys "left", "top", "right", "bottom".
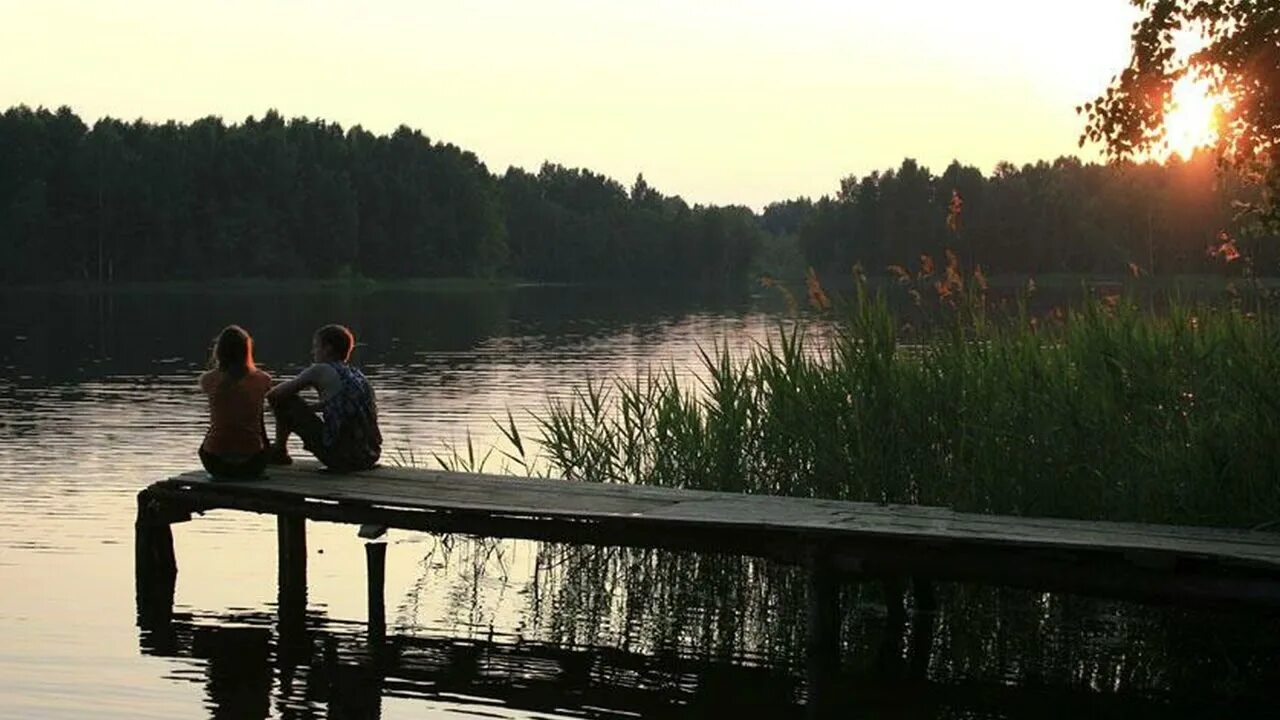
{"left": 267, "top": 397, "right": 296, "bottom": 464}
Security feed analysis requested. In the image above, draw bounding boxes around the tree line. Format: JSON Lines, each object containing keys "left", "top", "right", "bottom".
{"left": 1, "top": 105, "right": 1275, "bottom": 286}
{"left": 0, "top": 106, "right": 758, "bottom": 284}
{"left": 772, "top": 154, "right": 1278, "bottom": 280}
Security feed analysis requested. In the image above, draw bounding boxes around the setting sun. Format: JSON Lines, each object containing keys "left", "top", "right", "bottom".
{"left": 1162, "top": 75, "right": 1223, "bottom": 160}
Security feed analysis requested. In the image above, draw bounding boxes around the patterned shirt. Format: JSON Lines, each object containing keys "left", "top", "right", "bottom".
{"left": 317, "top": 362, "right": 382, "bottom": 469}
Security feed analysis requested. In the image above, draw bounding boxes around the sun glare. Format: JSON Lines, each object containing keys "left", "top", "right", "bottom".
{"left": 1161, "top": 75, "right": 1222, "bottom": 160}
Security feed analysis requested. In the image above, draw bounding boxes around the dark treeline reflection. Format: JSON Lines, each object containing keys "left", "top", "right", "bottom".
{"left": 4, "top": 106, "right": 1276, "bottom": 289}
{"left": 0, "top": 284, "right": 758, "bottom": 383}
{"left": 138, "top": 537, "right": 1279, "bottom": 719}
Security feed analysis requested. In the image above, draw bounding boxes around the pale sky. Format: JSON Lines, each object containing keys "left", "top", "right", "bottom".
{"left": 0, "top": 0, "right": 1141, "bottom": 208}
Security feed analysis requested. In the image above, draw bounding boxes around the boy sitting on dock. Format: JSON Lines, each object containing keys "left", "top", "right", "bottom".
{"left": 267, "top": 324, "right": 382, "bottom": 471}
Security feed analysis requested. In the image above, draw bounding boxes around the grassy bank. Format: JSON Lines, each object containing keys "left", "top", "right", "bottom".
{"left": 509, "top": 289, "right": 1280, "bottom": 528}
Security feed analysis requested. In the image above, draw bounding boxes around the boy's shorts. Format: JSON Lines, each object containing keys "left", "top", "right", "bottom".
{"left": 270, "top": 394, "right": 371, "bottom": 471}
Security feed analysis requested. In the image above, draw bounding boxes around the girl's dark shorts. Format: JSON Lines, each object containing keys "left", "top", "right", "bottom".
{"left": 199, "top": 446, "right": 267, "bottom": 479}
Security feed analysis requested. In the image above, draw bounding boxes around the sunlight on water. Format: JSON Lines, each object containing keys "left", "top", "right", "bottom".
{"left": 0, "top": 286, "right": 800, "bottom": 719}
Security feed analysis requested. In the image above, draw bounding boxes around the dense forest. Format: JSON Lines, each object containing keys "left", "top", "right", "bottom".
{"left": 0, "top": 105, "right": 1274, "bottom": 285}
{"left": 777, "top": 154, "right": 1277, "bottom": 279}
{"left": 0, "top": 106, "right": 757, "bottom": 284}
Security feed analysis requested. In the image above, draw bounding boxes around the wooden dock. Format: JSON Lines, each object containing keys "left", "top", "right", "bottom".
{"left": 136, "top": 462, "right": 1280, "bottom": 716}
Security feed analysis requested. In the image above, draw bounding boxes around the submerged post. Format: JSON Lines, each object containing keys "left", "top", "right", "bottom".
{"left": 366, "top": 542, "right": 387, "bottom": 642}
{"left": 806, "top": 551, "right": 841, "bottom": 719}
{"left": 912, "top": 577, "right": 937, "bottom": 615}
{"left": 135, "top": 490, "right": 178, "bottom": 583}
{"left": 135, "top": 489, "right": 184, "bottom": 629}
{"left": 277, "top": 515, "right": 307, "bottom": 639}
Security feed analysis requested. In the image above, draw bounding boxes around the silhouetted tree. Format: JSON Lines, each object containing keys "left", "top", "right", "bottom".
{"left": 1083, "top": 1, "right": 1280, "bottom": 229}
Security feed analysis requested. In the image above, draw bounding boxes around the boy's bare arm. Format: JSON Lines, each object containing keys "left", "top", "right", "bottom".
{"left": 267, "top": 364, "right": 321, "bottom": 402}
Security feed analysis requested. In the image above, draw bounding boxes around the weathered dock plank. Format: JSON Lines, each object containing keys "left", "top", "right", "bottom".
{"left": 136, "top": 461, "right": 1280, "bottom": 614}
{"left": 149, "top": 463, "right": 1280, "bottom": 575}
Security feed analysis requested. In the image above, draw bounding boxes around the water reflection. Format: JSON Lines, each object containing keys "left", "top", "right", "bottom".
{"left": 520, "top": 542, "right": 1280, "bottom": 708}
{"left": 0, "top": 285, "right": 766, "bottom": 384}
{"left": 4, "top": 284, "right": 1279, "bottom": 719}
{"left": 140, "top": 608, "right": 804, "bottom": 719}
{"left": 136, "top": 533, "right": 1280, "bottom": 719}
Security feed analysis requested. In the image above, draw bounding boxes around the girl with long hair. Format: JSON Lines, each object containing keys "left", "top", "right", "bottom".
{"left": 198, "top": 325, "right": 272, "bottom": 478}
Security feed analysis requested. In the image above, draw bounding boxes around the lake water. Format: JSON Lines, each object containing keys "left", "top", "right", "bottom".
{"left": 0, "top": 285, "right": 1276, "bottom": 719}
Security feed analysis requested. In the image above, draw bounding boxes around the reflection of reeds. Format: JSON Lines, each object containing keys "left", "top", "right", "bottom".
{"left": 510, "top": 540, "right": 1280, "bottom": 702}
{"left": 526, "top": 544, "right": 810, "bottom": 664}
{"left": 401, "top": 533, "right": 1278, "bottom": 702}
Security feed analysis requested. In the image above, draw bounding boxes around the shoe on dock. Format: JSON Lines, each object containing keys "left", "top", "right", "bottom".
{"left": 358, "top": 523, "right": 388, "bottom": 540}
{"left": 266, "top": 444, "right": 293, "bottom": 466}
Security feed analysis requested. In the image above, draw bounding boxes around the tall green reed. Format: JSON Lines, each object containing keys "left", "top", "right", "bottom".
{"left": 531, "top": 287, "right": 1280, "bottom": 528}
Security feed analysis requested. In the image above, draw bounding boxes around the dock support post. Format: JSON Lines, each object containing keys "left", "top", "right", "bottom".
{"left": 883, "top": 576, "right": 907, "bottom": 626}
{"left": 806, "top": 551, "right": 840, "bottom": 719}
{"left": 277, "top": 515, "right": 307, "bottom": 640}
{"left": 366, "top": 542, "right": 387, "bottom": 643}
{"left": 135, "top": 490, "right": 178, "bottom": 630}
{"left": 912, "top": 577, "right": 936, "bottom": 615}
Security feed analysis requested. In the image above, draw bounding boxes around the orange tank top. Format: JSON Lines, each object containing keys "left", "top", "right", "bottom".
{"left": 201, "top": 369, "right": 272, "bottom": 457}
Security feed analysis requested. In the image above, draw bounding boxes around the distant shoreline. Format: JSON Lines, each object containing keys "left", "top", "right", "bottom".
{"left": 947, "top": 273, "right": 1280, "bottom": 290}
{"left": 0, "top": 276, "right": 572, "bottom": 294}
{"left": 786, "top": 271, "right": 1280, "bottom": 291}
{"left": 4, "top": 273, "right": 1274, "bottom": 295}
